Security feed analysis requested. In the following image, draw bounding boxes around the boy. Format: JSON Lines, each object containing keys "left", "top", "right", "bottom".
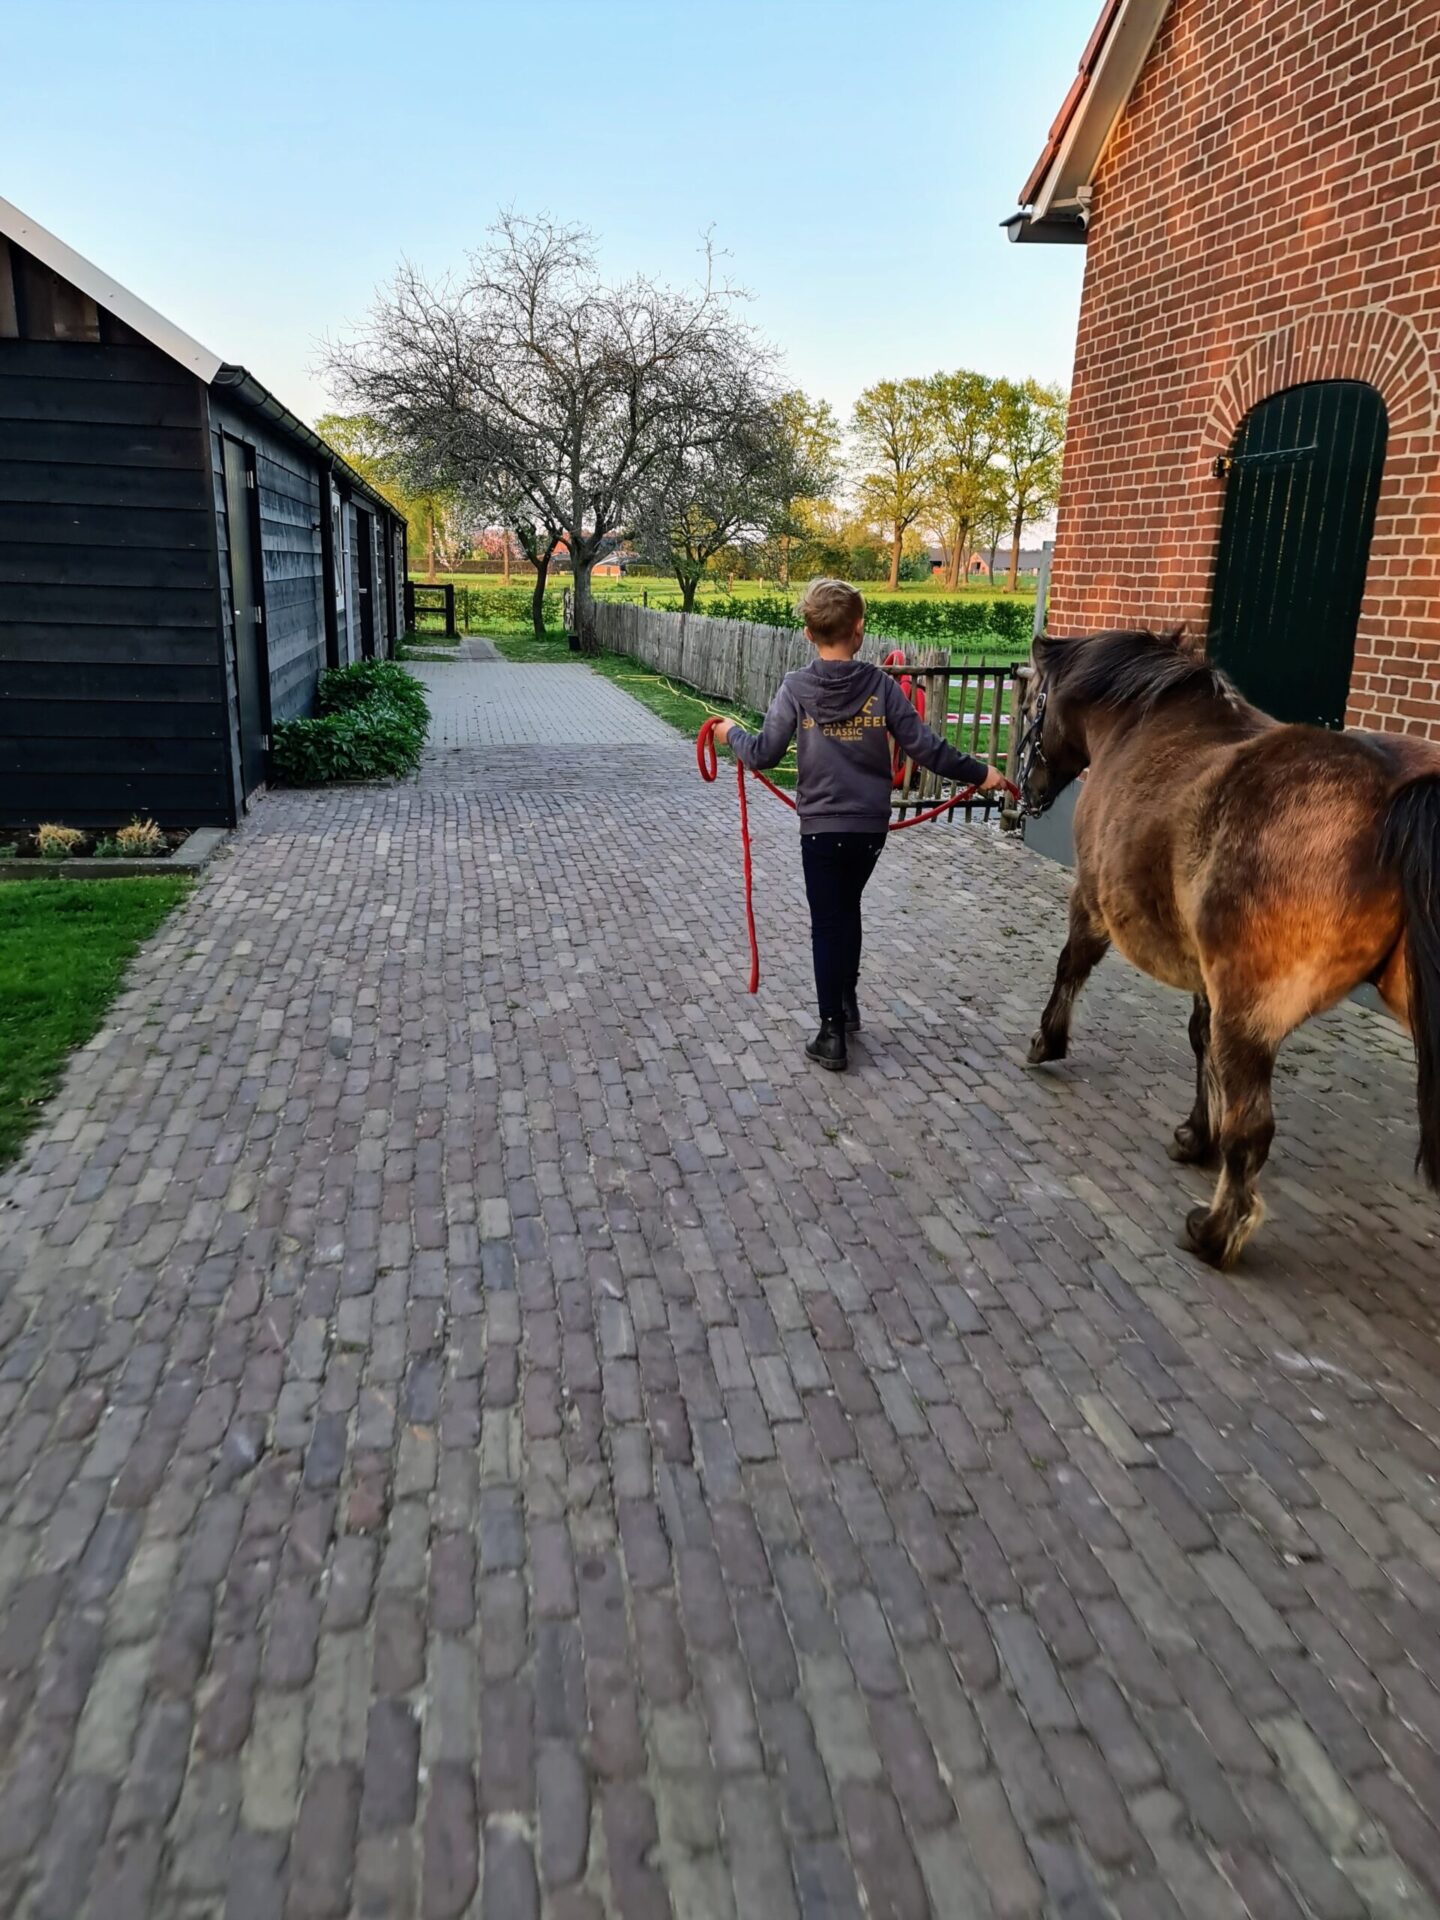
{"left": 711, "top": 578, "right": 1007, "bottom": 1072}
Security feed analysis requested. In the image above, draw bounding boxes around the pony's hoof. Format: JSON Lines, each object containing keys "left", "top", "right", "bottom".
{"left": 1168, "top": 1125, "right": 1218, "bottom": 1167}
{"left": 1027, "top": 1031, "right": 1066, "bottom": 1065}
{"left": 1183, "top": 1205, "right": 1238, "bottom": 1269}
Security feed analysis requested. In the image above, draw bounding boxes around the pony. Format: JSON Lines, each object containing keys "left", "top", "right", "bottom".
{"left": 1016, "top": 628, "right": 1440, "bottom": 1268}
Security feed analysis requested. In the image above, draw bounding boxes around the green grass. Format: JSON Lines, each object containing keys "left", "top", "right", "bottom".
{"left": 0, "top": 876, "right": 191, "bottom": 1165}
{"left": 585, "top": 653, "right": 799, "bottom": 789}
{"left": 489, "top": 627, "right": 572, "bottom": 662}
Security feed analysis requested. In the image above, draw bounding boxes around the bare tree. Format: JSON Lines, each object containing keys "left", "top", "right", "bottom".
{"left": 327, "top": 213, "right": 766, "bottom": 645}
{"left": 631, "top": 352, "right": 788, "bottom": 611}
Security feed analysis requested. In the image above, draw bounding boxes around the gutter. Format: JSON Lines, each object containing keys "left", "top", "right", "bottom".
{"left": 210, "top": 365, "right": 406, "bottom": 528}
{"left": 1001, "top": 210, "right": 1088, "bottom": 246}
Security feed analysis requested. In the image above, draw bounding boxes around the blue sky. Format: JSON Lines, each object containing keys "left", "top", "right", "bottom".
{"left": 2, "top": 0, "right": 1088, "bottom": 427}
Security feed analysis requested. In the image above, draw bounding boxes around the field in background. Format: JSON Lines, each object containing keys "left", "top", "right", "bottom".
{"left": 408, "top": 574, "right": 1038, "bottom": 663}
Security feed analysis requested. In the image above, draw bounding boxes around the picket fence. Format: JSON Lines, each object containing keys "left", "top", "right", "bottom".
{"left": 587, "top": 599, "right": 948, "bottom": 717}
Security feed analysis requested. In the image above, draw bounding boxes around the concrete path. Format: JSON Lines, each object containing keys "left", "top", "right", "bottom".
{"left": 1, "top": 657, "right": 1439, "bottom": 1919}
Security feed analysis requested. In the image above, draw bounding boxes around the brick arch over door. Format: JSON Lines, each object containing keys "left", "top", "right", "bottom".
{"left": 1199, "top": 307, "right": 1440, "bottom": 733}
{"left": 1201, "top": 307, "right": 1436, "bottom": 456}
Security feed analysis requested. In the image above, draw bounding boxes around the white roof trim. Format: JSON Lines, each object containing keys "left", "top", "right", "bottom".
{"left": 1031, "top": 0, "right": 1171, "bottom": 221}
{"left": 0, "top": 194, "right": 223, "bottom": 382}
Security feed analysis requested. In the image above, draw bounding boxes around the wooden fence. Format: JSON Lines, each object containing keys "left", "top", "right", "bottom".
{"left": 403, "top": 581, "right": 457, "bottom": 638}
{"left": 588, "top": 598, "right": 1030, "bottom": 822}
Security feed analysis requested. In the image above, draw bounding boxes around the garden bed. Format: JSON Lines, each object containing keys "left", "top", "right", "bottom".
{"left": 0, "top": 827, "right": 227, "bottom": 883}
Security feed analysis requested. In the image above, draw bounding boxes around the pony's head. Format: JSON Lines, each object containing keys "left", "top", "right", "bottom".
{"left": 1018, "top": 629, "right": 1225, "bottom": 814}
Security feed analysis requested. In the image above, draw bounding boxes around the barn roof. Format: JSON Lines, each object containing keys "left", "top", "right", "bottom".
{"left": 0, "top": 195, "right": 402, "bottom": 524}
{"left": 1002, "top": 0, "right": 1171, "bottom": 244}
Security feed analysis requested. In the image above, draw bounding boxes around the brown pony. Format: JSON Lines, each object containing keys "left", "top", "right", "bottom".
{"left": 1018, "top": 629, "right": 1440, "bottom": 1268}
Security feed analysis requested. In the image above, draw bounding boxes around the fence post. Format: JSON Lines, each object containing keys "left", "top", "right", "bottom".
{"left": 444, "top": 583, "right": 457, "bottom": 639}
{"left": 1033, "top": 541, "right": 1054, "bottom": 644}
{"left": 403, "top": 580, "right": 415, "bottom": 630}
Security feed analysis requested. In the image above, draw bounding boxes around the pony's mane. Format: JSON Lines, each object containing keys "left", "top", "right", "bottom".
{"left": 1050, "top": 629, "right": 1234, "bottom": 714}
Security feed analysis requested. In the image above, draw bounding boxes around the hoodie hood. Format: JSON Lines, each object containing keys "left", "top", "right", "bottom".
{"left": 791, "top": 657, "right": 887, "bottom": 727}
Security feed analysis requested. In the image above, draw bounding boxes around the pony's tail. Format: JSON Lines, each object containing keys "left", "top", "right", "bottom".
{"left": 1380, "top": 774, "right": 1440, "bottom": 1188}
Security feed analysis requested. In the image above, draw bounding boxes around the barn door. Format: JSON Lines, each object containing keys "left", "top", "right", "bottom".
{"left": 222, "top": 437, "right": 269, "bottom": 797}
{"left": 355, "top": 510, "right": 376, "bottom": 659}
{"left": 1208, "top": 381, "right": 1387, "bottom": 728}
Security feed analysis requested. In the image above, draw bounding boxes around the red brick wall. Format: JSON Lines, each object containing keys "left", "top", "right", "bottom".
{"left": 1048, "top": 0, "right": 1440, "bottom": 736}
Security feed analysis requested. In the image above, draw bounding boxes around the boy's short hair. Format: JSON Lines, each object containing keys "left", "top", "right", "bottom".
{"left": 798, "top": 578, "right": 865, "bottom": 643}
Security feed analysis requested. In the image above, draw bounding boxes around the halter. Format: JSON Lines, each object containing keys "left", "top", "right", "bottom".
{"left": 1014, "top": 681, "right": 1054, "bottom": 816}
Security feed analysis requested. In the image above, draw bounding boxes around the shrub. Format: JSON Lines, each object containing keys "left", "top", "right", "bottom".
{"left": 36, "top": 824, "right": 84, "bottom": 859}
{"left": 272, "top": 662, "right": 430, "bottom": 786}
{"left": 318, "top": 659, "right": 429, "bottom": 729}
{"left": 987, "top": 598, "right": 1033, "bottom": 644}
{"left": 114, "top": 818, "right": 166, "bottom": 857}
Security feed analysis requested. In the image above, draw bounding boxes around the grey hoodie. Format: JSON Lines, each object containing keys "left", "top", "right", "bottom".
{"left": 726, "top": 657, "right": 988, "bottom": 834}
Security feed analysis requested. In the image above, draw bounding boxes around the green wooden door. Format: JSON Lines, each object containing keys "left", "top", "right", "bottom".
{"left": 1208, "top": 381, "right": 1387, "bottom": 728}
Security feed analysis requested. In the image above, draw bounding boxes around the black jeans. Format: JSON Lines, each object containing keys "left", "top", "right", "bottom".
{"left": 801, "top": 833, "right": 887, "bottom": 1021}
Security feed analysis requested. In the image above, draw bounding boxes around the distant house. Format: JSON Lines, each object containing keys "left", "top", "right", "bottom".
{"left": 590, "top": 546, "right": 641, "bottom": 578}
{"left": 0, "top": 197, "right": 407, "bottom": 828}
{"left": 968, "top": 548, "right": 1047, "bottom": 578}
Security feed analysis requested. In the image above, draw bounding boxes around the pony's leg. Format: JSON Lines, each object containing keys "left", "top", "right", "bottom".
{"left": 1028, "top": 890, "right": 1110, "bottom": 1064}
{"left": 1169, "top": 994, "right": 1220, "bottom": 1165}
{"left": 1182, "top": 1010, "right": 1277, "bottom": 1269}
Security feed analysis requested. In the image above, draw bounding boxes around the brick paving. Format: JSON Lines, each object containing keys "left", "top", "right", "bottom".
{"left": 1, "top": 657, "right": 1439, "bottom": 1918}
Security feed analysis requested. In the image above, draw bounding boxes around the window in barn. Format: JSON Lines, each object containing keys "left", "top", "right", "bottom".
{"left": 1208, "top": 381, "right": 1387, "bottom": 731}
{"left": 0, "top": 239, "right": 102, "bottom": 342}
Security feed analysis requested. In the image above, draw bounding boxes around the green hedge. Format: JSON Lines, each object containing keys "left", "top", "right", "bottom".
{"left": 452, "top": 585, "right": 566, "bottom": 629}
{"left": 682, "top": 593, "right": 1033, "bottom": 647}
{"left": 272, "top": 660, "right": 430, "bottom": 786}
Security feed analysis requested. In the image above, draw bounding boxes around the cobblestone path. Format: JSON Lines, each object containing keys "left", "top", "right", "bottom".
{"left": 2, "top": 658, "right": 1439, "bottom": 1919}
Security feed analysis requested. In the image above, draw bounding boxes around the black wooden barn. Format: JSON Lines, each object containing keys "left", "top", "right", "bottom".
{"left": 0, "top": 197, "right": 408, "bottom": 829}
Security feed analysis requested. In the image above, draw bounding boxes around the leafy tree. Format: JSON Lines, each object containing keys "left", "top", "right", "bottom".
{"left": 326, "top": 213, "right": 768, "bottom": 643}
{"left": 765, "top": 390, "right": 841, "bottom": 587}
{"left": 925, "top": 371, "right": 1000, "bottom": 589}
{"left": 315, "top": 412, "right": 466, "bottom": 581}
{"left": 972, "top": 485, "right": 1010, "bottom": 583}
{"left": 850, "top": 377, "right": 937, "bottom": 591}
{"left": 993, "top": 378, "right": 1067, "bottom": 591}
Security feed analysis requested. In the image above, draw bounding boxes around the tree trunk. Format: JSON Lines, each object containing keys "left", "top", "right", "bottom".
{"left": 888, "top": 532, "right": 901, "bottom": 591}
{"left": 778, "top": 533, "right": 790, "bottom": 590}
{"left": 530, "top": 552, "right": 551, "bottom": 639}
{"left": 1007, "top": 510, "right": 1023, "bottom": 592}
{"left": 426, "top": 509, "right": 437, "bottom": 583}
{"left": 502, "top": 537, "right": 510, "bottom": 587}
{"left": 679, "top": 573, "right": 699, "bottom": 613}
{"left": 572, "top": 561, "right": 596, "bottom": 650}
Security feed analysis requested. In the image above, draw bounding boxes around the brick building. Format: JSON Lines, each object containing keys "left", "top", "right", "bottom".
{"left": 1007, "top": 0, "right": 1440, "bottom": 739}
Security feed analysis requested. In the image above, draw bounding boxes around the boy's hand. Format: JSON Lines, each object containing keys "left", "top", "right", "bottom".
{"left": 710, "top": 718, "right": 734, "bottom": 745}
{"left": 977, "top": 765, "right": 1010, "bottom": 793}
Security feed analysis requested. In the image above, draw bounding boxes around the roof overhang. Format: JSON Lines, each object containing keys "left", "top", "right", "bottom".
{"left": 1, "top": 195, "right": 404, "bottom": 529}
{"left": 0, "top": 193, "right": 223, "bottom": 380}
{"left": 1002, "top": 0, "right": 1171, "bottom": 244}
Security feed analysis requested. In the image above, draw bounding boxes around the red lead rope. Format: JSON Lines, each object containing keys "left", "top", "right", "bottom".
{"left": 696, "top": 715, "right": 1020, "bottom": 994}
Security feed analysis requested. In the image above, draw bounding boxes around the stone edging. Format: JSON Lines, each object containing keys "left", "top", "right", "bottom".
{"left": 0, "top": 826, "right": 230, "bottom": 883}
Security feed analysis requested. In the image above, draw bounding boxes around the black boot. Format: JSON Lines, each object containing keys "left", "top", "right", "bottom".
{"left": 806, "top": 1017, "right": 848, "bottom": 1072}
{"left": 842, "top": 988, "right": 861, "bottom": 1032}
